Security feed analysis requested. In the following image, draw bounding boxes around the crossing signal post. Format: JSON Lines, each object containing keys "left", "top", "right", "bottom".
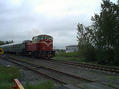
{"left": 0, "top": 48, "right": 4, "bottom": 55}
{"left": 12, "top": 79, "right": 24, "bottom": 89}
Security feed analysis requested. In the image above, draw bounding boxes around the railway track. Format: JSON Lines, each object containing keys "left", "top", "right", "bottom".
{"left": 0, "top": 55, "right": 94, "bottom": 88}
{"left": 49, "top": 59, "right": 119, "bottom": 74}
{"left": 0, "top": 55, "right": 118, "bottom": 89}
{"left": 5, "top": 54, "right": 119, "bottom": 74}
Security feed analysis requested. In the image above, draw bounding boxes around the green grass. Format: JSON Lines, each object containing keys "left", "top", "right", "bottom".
{"left": 55, "top": 52, "right": 79, "bottom": 57}
{"left": 24, "top": 80, "right": 54, "bottom": 89}
{"left": 106, "top": 75, "right": 119, "bottom": 80}
{"left": 53, "top": 52, "right": 84, "bottom": 62}
{"left": 105, "top": 76, "right": 119, "bottom": 88}
{"left": 0, "top": 66, "right": 20, "bottom": 89}
{"left": 0, "top": 66, "right": 55, "bottom": 89}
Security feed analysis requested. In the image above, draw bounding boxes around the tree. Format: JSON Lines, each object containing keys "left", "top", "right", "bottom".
{"left": 77, "top": 0, "right": 119, "bottom": 65}
{"left": 0, "top": 41, "right": 4, "bottom": 45}
{"left": 91, "top": 0, "right": 119, "bottom": 65}
{"left": 0, "top": 40, "right": 14, "bottom": 45}
{"left": 77, "top": 24, "right": 96, "bottom": 61}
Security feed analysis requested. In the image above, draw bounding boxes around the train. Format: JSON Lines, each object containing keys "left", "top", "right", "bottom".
{"left": 0, "top": 34, "right": 55, "bottom": 58}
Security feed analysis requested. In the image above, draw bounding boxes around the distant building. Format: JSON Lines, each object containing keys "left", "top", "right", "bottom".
{"left": 65, "top": 45, "right": 78, "bottom": 53}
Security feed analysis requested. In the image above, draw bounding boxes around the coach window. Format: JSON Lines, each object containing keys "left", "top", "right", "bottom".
{"left": 40, "top": 37, "right": 42, "bottom": 40}
{"left": 43, "top": 36, "right": 45, "bottom": 39}
{"left": 45, "top": 36, "right": 47, "bottom": 39}
{"left": 41, "top": 37, "right": 43, "bottom": 40}
{"left": 50, "top": 37, "right": 53, "bottom": 40}
{"left": 34, "top": 37, "right": 36, "bottom": 41}
{"left": 47, "top": 36, "right": 49, "bottom": 39}
{"left": 46, "top": 36, "right": 48, "bottom": 39}
{"left": 38, "top": 37, "right": 41, "bottom": 40}
{"left": 32, "top": 37, "right": 34, "bottom": 40}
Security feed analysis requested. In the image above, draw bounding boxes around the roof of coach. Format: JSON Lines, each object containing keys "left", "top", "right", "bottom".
{"left": 0, "top": 42, "right": 23, "bottom": 47}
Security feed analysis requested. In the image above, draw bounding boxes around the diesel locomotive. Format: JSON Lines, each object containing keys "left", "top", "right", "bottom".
{"left": 0, "top": 35, "right": 55, "bottom": 58}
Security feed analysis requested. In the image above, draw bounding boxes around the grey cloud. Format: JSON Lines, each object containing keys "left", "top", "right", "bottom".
{"left": 0, "top": 0, "right": 106, "bottom": 49}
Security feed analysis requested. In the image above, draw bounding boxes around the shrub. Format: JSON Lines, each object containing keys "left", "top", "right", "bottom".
{"left": 79, "top": 44, "right": 96, "bottom": 62}
{"left": 96, "top": 48, "right": 114, "bottom": 65}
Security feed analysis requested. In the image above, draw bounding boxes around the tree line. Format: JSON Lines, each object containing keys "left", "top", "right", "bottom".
{"left": 0, "top": 40, "right": 14, "bottom": 45}
{"left": 77, "top": 0, "right": 119, "bottom": 65}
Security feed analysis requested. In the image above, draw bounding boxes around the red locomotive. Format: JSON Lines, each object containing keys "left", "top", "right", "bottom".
{"left": 25, "top": 35, "right": 55, "bottom": 58}
{"left": 0, "top": 34, "right": 55, "bottom": 58}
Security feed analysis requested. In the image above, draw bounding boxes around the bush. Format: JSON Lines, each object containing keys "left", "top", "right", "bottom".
{"left": 79, "top": 44, "right": 96, "bottom": 62}
{"left": 96, "top": 48, "right": 114, "bottom": 65}
{"left": 112, "top": 47, "right": 119, "bottom": 66}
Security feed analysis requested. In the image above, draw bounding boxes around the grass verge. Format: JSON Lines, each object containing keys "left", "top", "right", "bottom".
{"left": 0, "top": 66, "right": 55, "bottom": 89}
{"left": 24, "top": 80, "right": 54, "bottom": 89}
{"left": 53, "top": 52, "right": 84, "bottom": 62}
{"left": 0, "top": 66, "right": 20, "bottom": 89}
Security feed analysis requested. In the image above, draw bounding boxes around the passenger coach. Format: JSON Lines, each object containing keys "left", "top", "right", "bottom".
{"left": 0, "top": 34, "right": 55, "bottom": 58}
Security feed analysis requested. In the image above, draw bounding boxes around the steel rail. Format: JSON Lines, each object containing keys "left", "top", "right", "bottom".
{"left": 6, "top": 56, "right": 93, "bottom": 82}
{"left": 0, "top": 55, "right": 118, "bottom": 89}
{"left": 6, "top": 54, "right": 119, "bottom": 73}
{"left": 1, "top": 56, "right": 66, "bottom": 84}
{"left": 49, "top": 59, "right": 119, "bottom": 74}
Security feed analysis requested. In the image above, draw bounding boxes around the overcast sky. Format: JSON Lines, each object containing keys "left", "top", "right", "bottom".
{"left": 0, "top": 0, "right": 117, "bottom": 49}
